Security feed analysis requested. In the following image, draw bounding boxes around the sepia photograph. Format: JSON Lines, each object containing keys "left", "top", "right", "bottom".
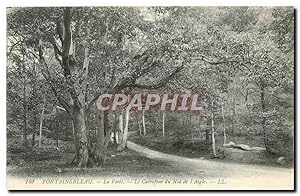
{"left": 6, "top": 5, "right": 295, "bottom": 190}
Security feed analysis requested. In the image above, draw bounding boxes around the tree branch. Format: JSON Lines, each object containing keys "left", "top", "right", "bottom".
{"left": 195, "top": 55, "right": 239, "bottom": 65}
{"left": 36, "top": 46, "right": 72, "bottom": 114}
{"left": 120, "top": 64, "right": 184, "bottom": 90}
{"left": 61, "top": 7, "right": 72, "bottom": 77}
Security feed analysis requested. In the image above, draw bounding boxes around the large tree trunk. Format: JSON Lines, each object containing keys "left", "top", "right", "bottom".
{"left": 71, "top": 120, "right": 79, "bottom": 164}
{"left": 117, "top": 109, "right": 130, "bottom": 151}
{"left": 36, "top": 7, "right": 92, "bottom": 168}
{"left": 72, "top": 106, "right": 89, "bottom": 168}
{"left": 94, "top": 111, "right": 106, "bottom": 167}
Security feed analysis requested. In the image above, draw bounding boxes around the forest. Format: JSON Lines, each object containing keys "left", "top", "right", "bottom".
{"left": 7, "top": 7, "right": 294, "bottom": 179}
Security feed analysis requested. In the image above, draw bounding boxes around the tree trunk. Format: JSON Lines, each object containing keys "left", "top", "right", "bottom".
{"left": 103, "top": 110, "right": 109, "bottom": 136}
{"left": 205, "top": 116, "right": 210, "bottom": 141}
{"left": 55, "top": 116, "right": 59, "bottom": 148}
{"left": 71, "top": 120, "right": 79, "bottom": 164}
{"left": 136, "top": 114, "right": 142, "bottom": 135}
{"left": 32, "top": 63, "right": 37, "bottom": 148}
{"left": 117, "top": 109, "right": 130, "bottom": 151}
{"left": 222, "top": 104, "right": 226, "bottom": 145}
{"left": 72, "top": 106, "right": 89, "bottom": 168}
{"left": 205, "top": 129, "right": 210, "bottom": 141}
{"left": 22, "top": 77, "right": 28, "bottom": 147}
{"left": 260, "top": 83, "right": 269, "bottom": 151}
{"left": 118, "top": 111, "right": 123, "bottom": 143}
{"left": 112, "top": 114, "right": 118, "bottom": 144}
{"left": 32, "top": 106, "right": 37, "bottom": 147}
{"left": 31, "top": 133, "right": 35, "bottom": 147}
{"left": 142, "top": 110, "right": 146, "bottom": 135}
{"left": 162, "top": 111, "right": 165, "bottom": 137}
{"left": 94, "top": 111, "right": 106, "bottom": 167}
{"left": 231, "top": 95, "right": 236, "bottom": 135}
{"left": 211, "top": 101, "right": 216, "bottom": 157}
{"left": 38, "top": 99, "right": 45, "bottom": 148}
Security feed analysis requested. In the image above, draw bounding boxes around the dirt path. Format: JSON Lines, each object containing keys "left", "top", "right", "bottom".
{"left": 127, "top": 141, "right": 294, "bottom": 190}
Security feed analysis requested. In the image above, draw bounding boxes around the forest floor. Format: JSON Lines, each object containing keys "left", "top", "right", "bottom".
{"left": 7, "top": 137, "right": 201, "bottom": 179}
{"left": 7, "top": 136, "right": 294, "bottom": 190}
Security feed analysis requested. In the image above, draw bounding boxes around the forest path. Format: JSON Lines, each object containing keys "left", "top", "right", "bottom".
{"left": 127, "top": 141, "right": 294, "bottom": 190}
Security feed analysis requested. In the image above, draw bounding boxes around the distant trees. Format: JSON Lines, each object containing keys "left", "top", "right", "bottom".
{"left": 7, "top": 42, "right": 44, "bottom": 148}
